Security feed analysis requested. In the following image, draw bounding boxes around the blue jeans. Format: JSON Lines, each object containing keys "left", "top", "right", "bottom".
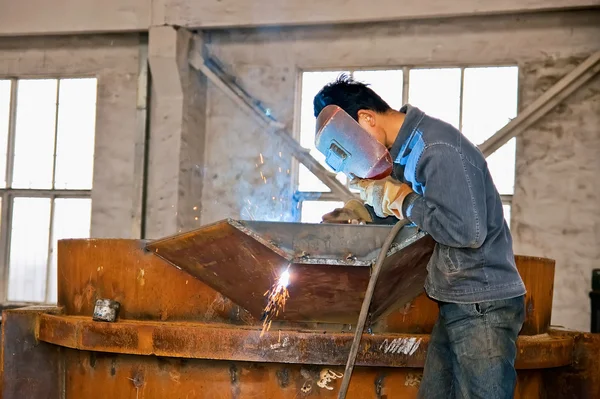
{"left": 418, "top": 296, "right": 525, "bottom": 399}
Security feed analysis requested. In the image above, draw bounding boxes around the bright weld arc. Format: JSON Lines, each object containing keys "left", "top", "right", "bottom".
{"left": 261, "top": 266, "right": 291, "bottom": 337}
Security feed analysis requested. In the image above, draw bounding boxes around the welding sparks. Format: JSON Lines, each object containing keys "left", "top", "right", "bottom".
{"left": 261, "top": 266, "right": 291, "bottom": 337}
{"left": 259, "top": 153, "right": 264, "bottom": 164}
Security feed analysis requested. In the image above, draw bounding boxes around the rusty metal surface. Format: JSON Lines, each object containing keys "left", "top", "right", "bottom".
{"left": 146, "top": 219, "right": 435, "bottom": 324}
{"left": 376, "top": 255, "right": 556, "bottom": 335}
{"left": 56, "top": 237, "right": 554, "bottom": 335}
{"left": 60, "top": 350, "right": 545, "bottom": 399}
{"left": 1, "top": 307, "right": 62, "bottom": 398}
{"left": 37, "top": 313, "right": 574, "bottom": 370}
{"left": 57, "top": 239, "right": 256, "bottom": 325}
{"left": 542, "top": 330, "right": 600, "bottom": 399}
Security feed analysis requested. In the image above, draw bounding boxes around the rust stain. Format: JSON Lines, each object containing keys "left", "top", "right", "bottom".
{"left": 138, "top": 269, "right": 146, "bottom": 287}
{"left": 169, "top": 371, "right": 181, "bottom": 384}
{"left": 73, "top": 294, "right": 84, "bottom": 312}
{"left": 84, "top": 283, "right": 96, "bottom": 303}
{"left": 404, "top": 372, "right": 422, "bottom": 387}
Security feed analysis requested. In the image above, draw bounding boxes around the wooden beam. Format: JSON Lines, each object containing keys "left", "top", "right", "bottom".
{"left": 165, "top": 0, "right": 599, "bottom": 29}
{"left": 188, "top": 39, "right": 355, "bottom": 202}
{"left": 479, "top": 51, "right": 600, "bottom": 156}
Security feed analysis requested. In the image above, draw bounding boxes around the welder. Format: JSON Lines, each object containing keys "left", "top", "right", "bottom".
{"left": 314, "top": 75, "right": 526, "bottom": 399}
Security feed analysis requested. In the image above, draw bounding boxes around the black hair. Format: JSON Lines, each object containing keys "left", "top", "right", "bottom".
{"left": 313, "top": 74, "right": 392, "bottom": 120}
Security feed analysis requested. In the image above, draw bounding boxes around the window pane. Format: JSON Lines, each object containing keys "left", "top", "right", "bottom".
{"left": 299, "top": 71, "right": 349, "bottom": 192}
{"left": 7, "top": 197, "right": 52, "bottom": 302}
{"left": 301, "top": 200, "right": 344, "bottom": 223}
{"left": 47, "top": 198, "right": 92, "bottom": 303}
{"left": 54, "top": 78, "right": 97, "bottom": 189}
{"left": 503, "top": 204, "right": 511, "bottom": 228}
{"left": 462, "top": 66, "right": 518, "bottom": 195}
{"left": 12, "top": 79, "right": 57, "bottom": 189}
{"left": 408, "top": 68, "right": 461, "bottom": 129}
{"left": 353, "top": 70, "right": 404, "bottom": 110}
{"left": 462, "top": 67, "right": 518, "bottom": 145}
{"left": 487, "top": 137, "right": 516, "bottom": 195}
{"left": 0, "top": 80, "right": 11, "bottom": 188}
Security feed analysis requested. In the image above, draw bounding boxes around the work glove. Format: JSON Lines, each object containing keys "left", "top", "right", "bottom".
{"left": 321, "top": 199, "right": 373, "bottom": 224}
{"left": 349, "top": 177, "right": 414, "bottom": 219}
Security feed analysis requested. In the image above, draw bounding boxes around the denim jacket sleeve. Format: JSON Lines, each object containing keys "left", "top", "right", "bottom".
{"left": 404, "top": 143, "right": 488, "bottom": 249}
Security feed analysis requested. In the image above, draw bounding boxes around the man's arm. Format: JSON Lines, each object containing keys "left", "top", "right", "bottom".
{"left": 403, "top": 143, "right": 488, "bottom": 248}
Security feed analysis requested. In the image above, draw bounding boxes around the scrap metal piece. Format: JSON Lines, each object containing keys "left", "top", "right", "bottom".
{"left": 93, "top": 299, "right": 121, "bottom": 322}
{"left": 146, "top": 219, "right": 435, "bottom": 324}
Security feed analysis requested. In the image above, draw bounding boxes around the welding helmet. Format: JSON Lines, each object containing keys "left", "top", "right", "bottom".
{"left": 315, "top": 105, "right": 393, "bottom": 180}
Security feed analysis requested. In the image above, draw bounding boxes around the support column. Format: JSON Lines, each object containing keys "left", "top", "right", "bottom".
{"left": 146, "top": 26, "right": 207, "bottom": 238}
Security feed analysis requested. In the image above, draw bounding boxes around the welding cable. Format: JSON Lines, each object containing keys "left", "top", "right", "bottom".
{"left": 337, "top": 219, "right": 409, "bottom": 399}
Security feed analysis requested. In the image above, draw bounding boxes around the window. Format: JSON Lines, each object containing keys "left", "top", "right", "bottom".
{"left": 296, "top": 67, "right": 518, "bottom": 225}
{"left": 0, "top": 78, "right": 97, "bottom": 304}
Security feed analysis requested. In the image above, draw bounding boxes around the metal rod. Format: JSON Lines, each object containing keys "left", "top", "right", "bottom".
{"left": 338, "top": 219, "right": 408, "bottom": 399}
{"left": 479, "top": 51, "right": 600, "bottom": 157}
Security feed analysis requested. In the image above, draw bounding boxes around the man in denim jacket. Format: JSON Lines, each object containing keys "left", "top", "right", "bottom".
{"left": 315, "top": 75, "right": 526, "bottom": 399}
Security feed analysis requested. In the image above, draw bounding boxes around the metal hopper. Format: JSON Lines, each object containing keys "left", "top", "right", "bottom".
{"left": 146, "top": 219, "right": 435, "bottom": 324}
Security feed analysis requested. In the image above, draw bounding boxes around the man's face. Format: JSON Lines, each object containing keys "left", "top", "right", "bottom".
{"left": 357, "top": 110, "right": 387, "bottom": 147}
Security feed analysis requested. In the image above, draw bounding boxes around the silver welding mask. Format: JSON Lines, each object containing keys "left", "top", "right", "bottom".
{"left": 315, "top": 105, "right": 393, "bottom": 180}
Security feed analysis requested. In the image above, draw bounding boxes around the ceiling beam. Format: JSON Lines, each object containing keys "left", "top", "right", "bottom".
{"left": 165, "top": 0, "right": 599, "bottom": 29}
{"left": 479, "top": 51, "right": 600, "bottom": 157}
{"left": 0, "top": 0, "right": 150, "bottom": 36}
{"left": 1, "top": 0, "right": 598, "bottom": 36}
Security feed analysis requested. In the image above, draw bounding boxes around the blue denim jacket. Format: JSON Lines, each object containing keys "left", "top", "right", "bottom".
{"left": 367, "top": 105, "right": 525, "bottom": 303}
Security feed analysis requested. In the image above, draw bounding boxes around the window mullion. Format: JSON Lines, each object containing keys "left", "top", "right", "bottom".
{"left": 51, "top": 79, "right": 60, "bottom": 190}
{"left": 0, "top": 79, "right": 18, "bottom": 303}
{"left": 44, "top": 195, "right": 56, "bottom": 303}
{"left": 6, "top": 79, "right": 18, "bottom": 190}
{"left": 500, "top": 194, "right": 513, "bottom": 204}
{"left": 0, "top": 192, "right": 12, "bottom": 303}
{"left": 458, "top": 67, "right": 465, "bottom": 132}
{"left": 402, "top": 67, "right": 409, "bottom": 105}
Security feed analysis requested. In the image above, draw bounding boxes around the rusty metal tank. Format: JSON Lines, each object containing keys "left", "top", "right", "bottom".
{"left": 1, "top": 220, "right": 599, "bottom": 399}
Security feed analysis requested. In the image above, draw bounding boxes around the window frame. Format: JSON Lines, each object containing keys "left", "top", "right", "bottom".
{"left": 0, "top": 78, "right": 93, "bottom": 304}
{"left": 294, "top": 65, "right": 517, "bottom": 224}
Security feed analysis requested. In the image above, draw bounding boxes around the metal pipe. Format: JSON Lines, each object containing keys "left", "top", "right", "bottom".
{"left": 338, "top": 219, "right": 408, "bottom": 398}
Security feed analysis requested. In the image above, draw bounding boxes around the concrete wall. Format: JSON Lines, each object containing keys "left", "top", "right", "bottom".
{"left": 204, "top": 10, "right": 600, "bottom": 330}
{"left": 514, "top": 59, "right": 600, "bottom": 332}
{"left": 0, "top": 34, "right": 143, "bottom": 238}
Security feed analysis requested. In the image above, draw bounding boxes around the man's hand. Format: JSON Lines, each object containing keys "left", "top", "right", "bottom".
{"left": 322, "top": 199, "right": 373, "bottom": 224}
{"left": 349, "top": 177, "right": 414, "bottom": 219}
